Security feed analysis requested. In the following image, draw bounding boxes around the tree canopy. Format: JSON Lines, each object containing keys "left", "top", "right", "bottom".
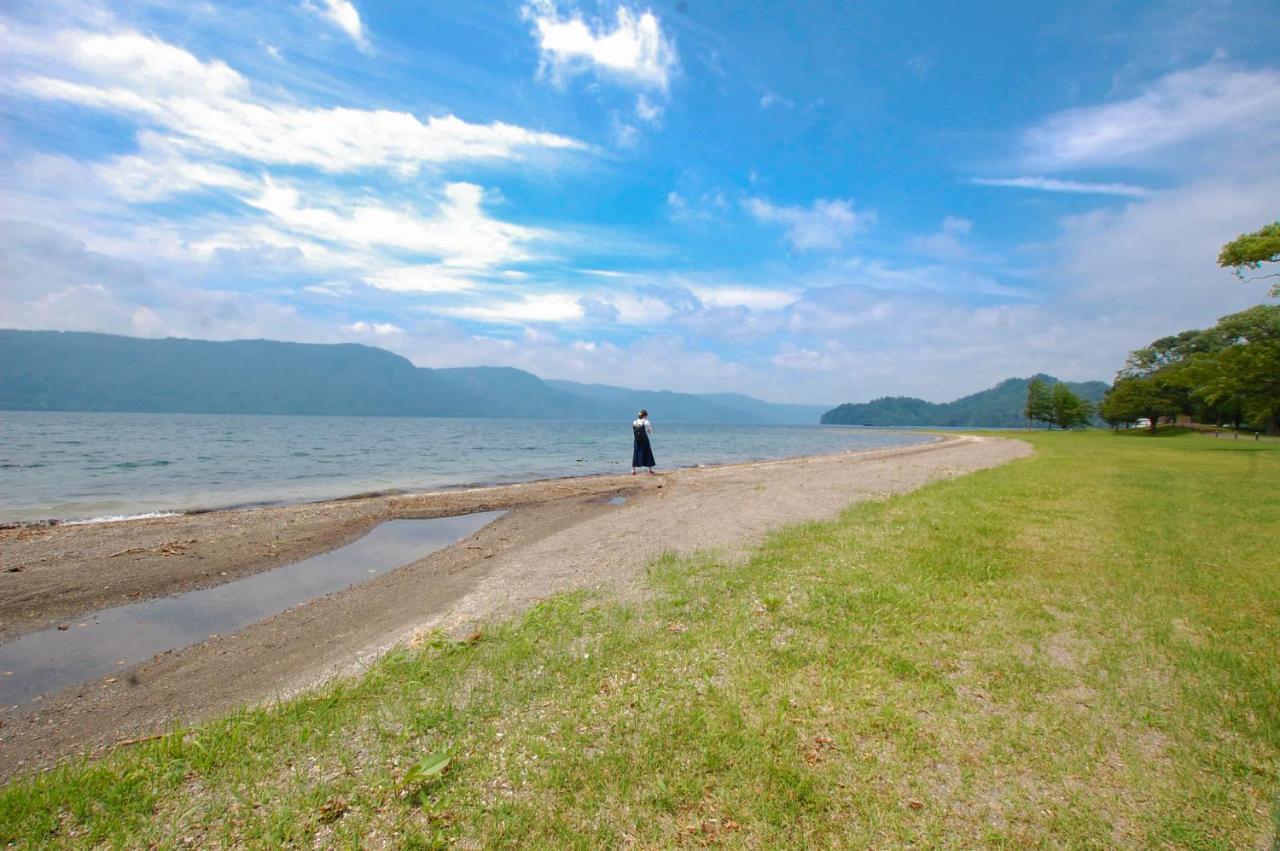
{"left": 1047, "top": 383, "right": 1094, "bottom": 430}
{"left": 1102, "top": 304, "right": 1280, "bottom": 434}
{"left": 1099, "top": 375, "right": 1181, "bottom": 433}
{"left": 1218, "top": 222, "right": 1280, "bottom": 296}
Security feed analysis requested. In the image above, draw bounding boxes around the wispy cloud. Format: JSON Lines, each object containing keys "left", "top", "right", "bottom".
{"left": 304, "top": 0, "right": 370, "bottom": 51}
{"left": 440, "top": 292, "right": 586, "bottom": 324}
{"left": 4, "top": 28, "right": 584, "bottom": 184}
{"left": 359, "top": 266, "right": 480, "bottom": 295}
{"left": 1021, "top": 62, "right": 1280, "bottom": 170}
{"left": 92, "top": 133, "right": 256, "bottom": 202}
{"left": 909, "top": 216, "right": 985, "bottom": 262}
{"left": 635, "top": 94, "right": 663, "bottom": 123}
{"left": 759, "top": 90, "right": 792, "bottom": 110}
{"left": 971, "top": 177, "right": 1152, "bottom": 198}
{"left": 667, "top": 189, "right": 727, "bottom": 224}
{"left": 744, "top": 197, "right": 875, "bottom": 252}
{"left": 524, "top": 1, "right": 678, "bottom": 91}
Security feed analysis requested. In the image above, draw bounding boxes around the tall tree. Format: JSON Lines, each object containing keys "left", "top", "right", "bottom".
{"left": 1024, "top": 376, "right": 1052, "bottom": 428}
{"left": 1048, "top": 382, "right": 1094, "bottom": 430}
{"left": 1218, "top": 222, "right": 1280, "bottom": 297}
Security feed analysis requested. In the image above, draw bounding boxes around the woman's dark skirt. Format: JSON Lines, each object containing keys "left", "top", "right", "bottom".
{"left": 632, "top": 431, "right": 656, "bottom": 468}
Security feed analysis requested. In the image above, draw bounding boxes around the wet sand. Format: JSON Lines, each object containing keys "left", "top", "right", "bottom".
{"left": 0, "top": 434, "right": 1031, "bottom": 779}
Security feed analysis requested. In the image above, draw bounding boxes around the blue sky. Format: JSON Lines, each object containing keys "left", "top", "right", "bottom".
{"left": 1, "top": 0, "right": 1277, "bottom": 403}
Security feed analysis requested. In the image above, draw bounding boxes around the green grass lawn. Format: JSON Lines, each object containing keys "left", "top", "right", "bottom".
{"left": 2, "top": 431, "right": 1277, "bottom": 848}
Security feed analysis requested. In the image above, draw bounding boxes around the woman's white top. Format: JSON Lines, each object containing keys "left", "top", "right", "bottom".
{"left": 632, "top": 417, "right": 652, "bottom": 435}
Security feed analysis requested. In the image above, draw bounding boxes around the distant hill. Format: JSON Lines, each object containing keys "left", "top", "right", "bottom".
{"left": 0, "top": 330, "right": 819, "bottom": 424}
{"left": 820, "top": 375, "right": 1109, "bottom": 428}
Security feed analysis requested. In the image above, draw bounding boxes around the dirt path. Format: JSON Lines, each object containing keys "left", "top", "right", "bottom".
{"left": 0, "top": 435, "right": 1030, "bottom": 779}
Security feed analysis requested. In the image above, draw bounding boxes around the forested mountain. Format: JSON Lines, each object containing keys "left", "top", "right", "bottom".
{"left": 821, "top": 375, "right": 1109, "bottom": 427}
{"left": 0, "top": 330, "right": 818, "bottom": 424}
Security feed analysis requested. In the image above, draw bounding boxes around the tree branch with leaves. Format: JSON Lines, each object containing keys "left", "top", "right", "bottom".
{"left": 1218, "top": 222, "right": 1280, "bottom": 296}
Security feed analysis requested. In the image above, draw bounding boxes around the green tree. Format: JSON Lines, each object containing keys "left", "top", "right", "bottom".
{"left": 1218, "top": 222, "right": 1280, "bottom": 297}
{"left": 1099, "top": 376, "right": 1179, "bottom": 434}
{"left": 1187, "top": 305, "right": 1280, "bottom": 434}
{"left": 1118, "top": 325, "right": 1233, "bottom": 423}
{"left": 1097, "top": 395, "right": 1130, "bottom": 430}
{"left": 1120, "top": 329, "right": 1218, "bottom": 378}
{"left": 1023, "top": 376, "right": 1052, "bottom": 428}
{"left": 1048, "top": 382, "right": 1094, "bottom": 430}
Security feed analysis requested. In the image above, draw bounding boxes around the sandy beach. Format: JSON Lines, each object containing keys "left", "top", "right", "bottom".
{"left": 0, "top": 434, "right": 1029, "bottom": 779}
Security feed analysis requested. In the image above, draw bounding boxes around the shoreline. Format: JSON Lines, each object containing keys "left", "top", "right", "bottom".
{"left": 0, "top": 434, "right": 1029, "bottom": 779}
{"left": 0, "top": 432, "right": 938, "bottom": 529}
{"left": 0, "top": 436, "right": 949, "bottom": 643}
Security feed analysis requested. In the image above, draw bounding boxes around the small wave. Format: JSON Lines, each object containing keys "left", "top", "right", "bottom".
{"left": 112, "top": 460, "right": 173, "bottom": 470}
{"left": 62, "top": 511, "right": 182, "bottom": 526}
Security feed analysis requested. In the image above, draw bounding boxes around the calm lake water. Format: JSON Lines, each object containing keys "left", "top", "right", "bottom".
{"left": 0, "top": 412, "right": 931, "bottom": 523}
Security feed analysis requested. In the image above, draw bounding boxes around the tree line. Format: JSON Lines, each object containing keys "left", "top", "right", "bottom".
{"left": 1022, "top": 377, "right": 1095, "bottom": 430}
{"left": 1098, "top": 223, "right": 1280, "bottom": 434}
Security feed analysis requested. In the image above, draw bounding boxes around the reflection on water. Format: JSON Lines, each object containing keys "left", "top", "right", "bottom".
{"left": 0, "top": 512, "right": 503, "bottom": 706}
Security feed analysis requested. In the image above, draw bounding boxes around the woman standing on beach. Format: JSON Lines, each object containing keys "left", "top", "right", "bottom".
{"left": 632, "top": 409, "right": 656, "bottom": 475}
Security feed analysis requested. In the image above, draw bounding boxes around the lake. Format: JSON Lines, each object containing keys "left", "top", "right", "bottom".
{"left": 0, "top": 412, "right": 931, "bottom": 523}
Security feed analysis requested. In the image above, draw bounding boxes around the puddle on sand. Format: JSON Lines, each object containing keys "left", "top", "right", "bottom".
{"left": 0, "top": 512, "right": 504, "bottom": 707}
{"left": 608, "top": 496, "right": 627, "bottom": 506}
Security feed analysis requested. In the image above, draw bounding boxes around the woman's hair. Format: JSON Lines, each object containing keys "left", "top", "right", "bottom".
{"left": 638, "top": 409, "right": 648, "bottom": 418}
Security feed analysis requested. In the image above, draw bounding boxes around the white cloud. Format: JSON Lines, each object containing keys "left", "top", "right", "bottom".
{"left": 744, "top": 197, "right": 876, "bottom": 251}
{"left": 245, "top": 180, "right": 543, "bottom": 270}
{"left": 441, "top": 293, "right": 586, "bottom": 324}
{"left": 666, "top": 190, "right": 724, "bottom": 223}
{"left": 49, "top": 29, "right": 248, "bottom": 98}
{"left": 666, "top": 191, "right": 690, "bottom": 216}
{"left": 93, "top": 133, "right": 256, "bottom": 201}
{"left": 689, "top": 285, "right": 799, "bottom": 311}
{"left": 360, "top": 265, "right": 479, "bottom": 294}
{"left": 525, "top": 1, "right": 678, "bottom": 91}
{"left": 909, "top": 216, "right": 981, "bottom": 262}
{"left": 608, "top": 293, "right": 675, "bottom": 325}
{"left": 0, "top": 222, "right": 337, "bottom": 343}
{"left": 759, "top": 90, "right": 792, "bottom": 110}
{"left": 635, "top": 94, "right": 663, "bottom": 123}
{"left": 347, "top": 321, "right": 402, "bottom": 335}
{"left": 305, "top": 0, "right": 369, "bottom": 51}
{"left": 1054, "top": 173, "right": 1278, "bottom": 317}
{"left": 184, "top": 222, "right": 362, "bottom": 270}
{"left": 610, "top": 112, "right": 641, "bottom": 148}
{"left": 0, "top": 221, "right": 152, "bottom": 302}
{"left": 303, "top": 283, "right": 351, "bottom": 297}
{"left": 1021, "top": 62, "right": 1280, "bottom": 170}
{"left": 6, "top": 29, "right": 584, "bottom": 178}
{"left": 972, "top": 177, "right": 1152, "bottom": 197}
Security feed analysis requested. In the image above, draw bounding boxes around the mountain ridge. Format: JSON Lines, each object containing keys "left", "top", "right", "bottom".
{"left": 820, "top": 375, "right": 1110, "bottom": 428}
{"left": 0, "top": 329, "right": 817, "bottom": 424}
